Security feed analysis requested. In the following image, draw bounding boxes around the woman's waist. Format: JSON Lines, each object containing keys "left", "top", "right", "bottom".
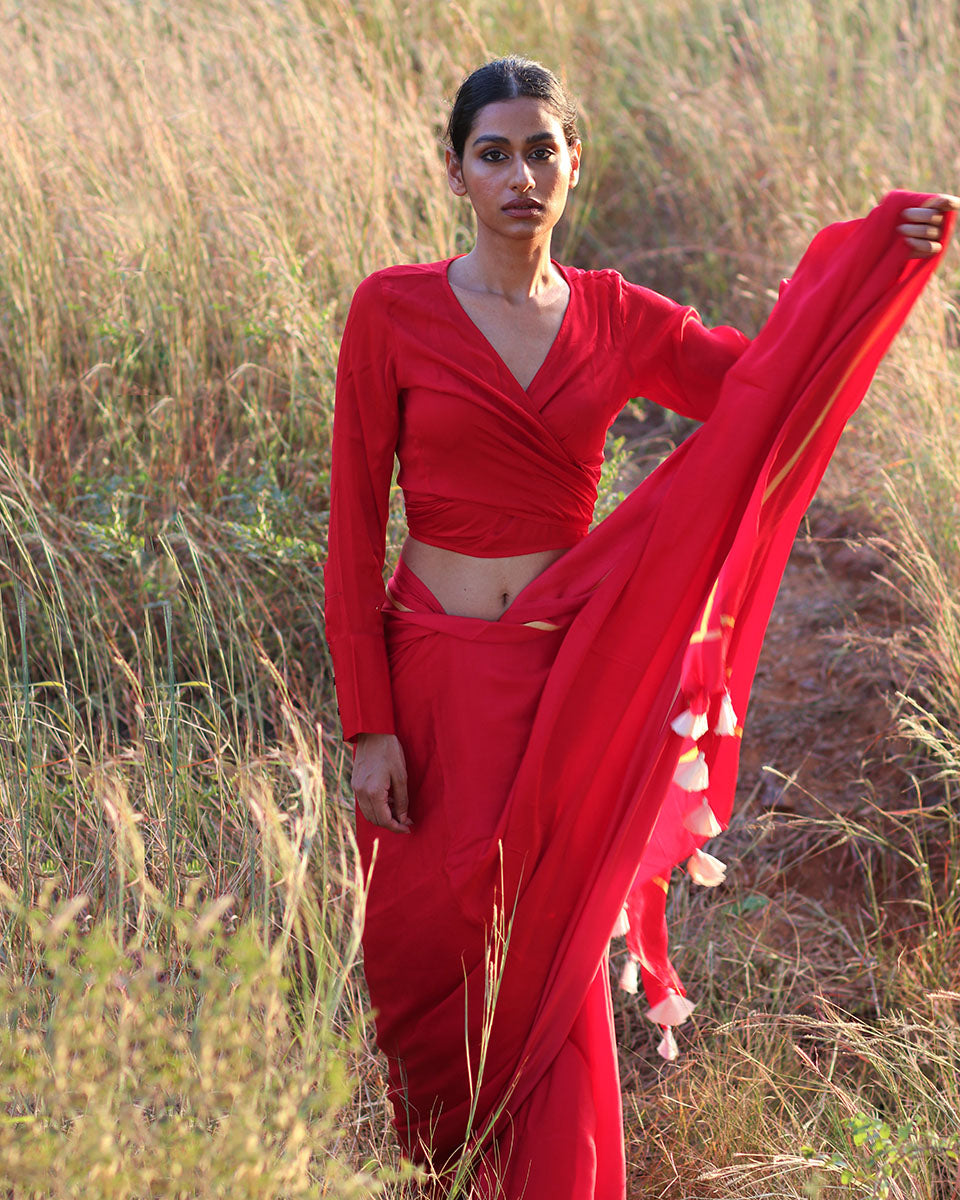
{"left": 398, "top": 536, "right": 573, "bottom": 622}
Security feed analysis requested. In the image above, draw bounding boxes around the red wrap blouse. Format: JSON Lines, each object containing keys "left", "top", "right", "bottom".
{"left": 324, "top": 257, "right": 750, "bottom": 742}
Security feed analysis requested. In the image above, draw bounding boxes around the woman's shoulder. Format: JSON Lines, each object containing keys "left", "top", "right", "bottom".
{"left": 561, "top": 263, "right": 680, "bottom": 320}
{"left": 347, "top": 259, "right": 452, "bottom": 319}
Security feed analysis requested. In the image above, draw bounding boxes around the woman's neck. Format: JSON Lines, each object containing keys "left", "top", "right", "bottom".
{"left": 451, "top": 234, "right": 559, "bottom": 302}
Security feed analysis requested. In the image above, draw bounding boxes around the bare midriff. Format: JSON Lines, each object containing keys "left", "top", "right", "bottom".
{"left": 400, "top": 535, "right": 571, "bottom": 620}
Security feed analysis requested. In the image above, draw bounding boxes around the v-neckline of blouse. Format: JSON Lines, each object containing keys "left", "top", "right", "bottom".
{"left": 441, "top": 255, "right": 574, "bottom": 399}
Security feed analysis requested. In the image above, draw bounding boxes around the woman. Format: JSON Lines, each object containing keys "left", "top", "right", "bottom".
{"left": 324, "top": 56, "right": 955, "bottom": 1198}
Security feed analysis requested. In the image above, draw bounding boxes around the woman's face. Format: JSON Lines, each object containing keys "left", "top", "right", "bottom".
{"left": 445, "top": 96, "right": 581, "bottom": 244}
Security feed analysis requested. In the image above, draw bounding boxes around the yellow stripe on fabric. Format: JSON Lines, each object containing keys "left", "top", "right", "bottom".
{"left": 384, "top": 587, "right": 412, "bottom": 612}
{"left": 652, "top": 876, "right": 669, "bottom": 893}
{"left": 696, "top": 579, "right": 720, "bottom": 640}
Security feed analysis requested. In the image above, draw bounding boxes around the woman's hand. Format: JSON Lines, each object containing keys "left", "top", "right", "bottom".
{"left": 898, "top": 193, "right": 959, "bottom": 256}
{"left": 352, "top": 733, "right": 412, "bottom": 833}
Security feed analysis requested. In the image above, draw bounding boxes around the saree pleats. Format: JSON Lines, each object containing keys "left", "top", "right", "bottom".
{"left": 354, "top": 193, "right": 954, "bottom": 1196}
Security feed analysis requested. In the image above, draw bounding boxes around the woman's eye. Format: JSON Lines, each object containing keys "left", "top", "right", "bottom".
{"left": 478, "top": 146, "right": 555, "bottom": 163}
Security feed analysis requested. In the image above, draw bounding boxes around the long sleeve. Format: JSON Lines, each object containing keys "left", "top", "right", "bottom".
{"left": 617, "top": 275, "right": 750, "bottom": 421}
{"left": 323, "top": 273, "right": 399, "bottom": 742}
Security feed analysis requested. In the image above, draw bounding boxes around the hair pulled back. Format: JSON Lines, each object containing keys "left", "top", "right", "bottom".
{"left": 445, "top": 56, "right": 580, "bottom": 160}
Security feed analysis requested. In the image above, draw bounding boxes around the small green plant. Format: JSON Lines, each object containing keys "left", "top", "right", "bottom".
{"left": 802, "top": 1112, "right": 960, "bottom": 1198}
{"left": 593, "top": 432, "right": 632, "bottom": 524}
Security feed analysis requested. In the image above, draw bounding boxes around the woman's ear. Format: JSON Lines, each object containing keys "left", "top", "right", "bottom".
{"left": 445, "top": 148, "right": 468, "bottom": 197}
{"left": 568, "top": 139, "right": 583, "bottom": 189}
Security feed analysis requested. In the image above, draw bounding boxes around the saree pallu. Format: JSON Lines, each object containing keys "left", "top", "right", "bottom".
{"left": 354, "top": 193, "right": 954, "bottom": 1197}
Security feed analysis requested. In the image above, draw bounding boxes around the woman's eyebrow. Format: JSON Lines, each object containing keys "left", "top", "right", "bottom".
{"left": 471, "top": 131, "right": 556, "bottom": 148}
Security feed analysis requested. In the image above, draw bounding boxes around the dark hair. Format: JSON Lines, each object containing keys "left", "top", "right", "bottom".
{"left": 444, "top": 56, "right": 580, "bottom": 160}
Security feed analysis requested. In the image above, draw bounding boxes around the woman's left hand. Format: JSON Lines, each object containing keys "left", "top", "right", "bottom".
{"left": 898, "top": 194, "right": 960, "bottom": 256}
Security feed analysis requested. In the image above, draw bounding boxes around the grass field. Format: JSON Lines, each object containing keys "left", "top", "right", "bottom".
{"left": 1, "top": 1, "right": 959, "bottom": 1195}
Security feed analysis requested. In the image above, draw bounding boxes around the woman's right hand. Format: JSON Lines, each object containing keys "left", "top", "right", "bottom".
{"left": 352, "top": 733, "right": 412, "bottom": 833}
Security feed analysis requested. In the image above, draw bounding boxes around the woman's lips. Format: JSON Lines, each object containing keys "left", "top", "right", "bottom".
{"left": 502, "top": 200, "right": 543, "bottom": 217}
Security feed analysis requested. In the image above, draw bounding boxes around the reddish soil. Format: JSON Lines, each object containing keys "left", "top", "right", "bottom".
{"left": 729, "top": 500, "right": 933, "bottom": 965}
{"left": 739, "top": 502, "right": 911, "bottom": 836}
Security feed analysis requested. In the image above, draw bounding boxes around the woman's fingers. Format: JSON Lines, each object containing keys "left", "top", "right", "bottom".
{"left": 359, "top": 785, "right": 411, "bottom": 833}
{"left": 898, "top": 231, "right": 942, "bottom": 258}
{"left": 898, "top": 214, "right": 943, "bottom": 257}
{"left": 902, "top": 240, "right": 942, "bottom": 257}
{"left": 391, "top": 763, "right": 411, "bottom": 828}
{"left": 898, "top": 196, "right": 959, "bottom": 257}
{"left": 899, "top": 215, "right": 942, "bottom": 232}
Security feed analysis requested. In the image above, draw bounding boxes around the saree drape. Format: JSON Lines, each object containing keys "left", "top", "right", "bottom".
{"left": 354, "top": 193, "right": 954, "bottom": 1197}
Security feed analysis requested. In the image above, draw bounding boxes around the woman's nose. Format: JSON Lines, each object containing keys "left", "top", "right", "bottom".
{"left": 511, "top": 158, "right": 535, "bottom": 190}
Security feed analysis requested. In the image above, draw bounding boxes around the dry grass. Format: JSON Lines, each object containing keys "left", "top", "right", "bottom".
{"left": 1, "top": 0, "right": 959, "bottom": 1195}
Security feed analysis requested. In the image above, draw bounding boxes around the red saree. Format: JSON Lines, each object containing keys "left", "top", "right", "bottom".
{"left": 349, "top": 193, "right": 953, "bottom": 1196}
